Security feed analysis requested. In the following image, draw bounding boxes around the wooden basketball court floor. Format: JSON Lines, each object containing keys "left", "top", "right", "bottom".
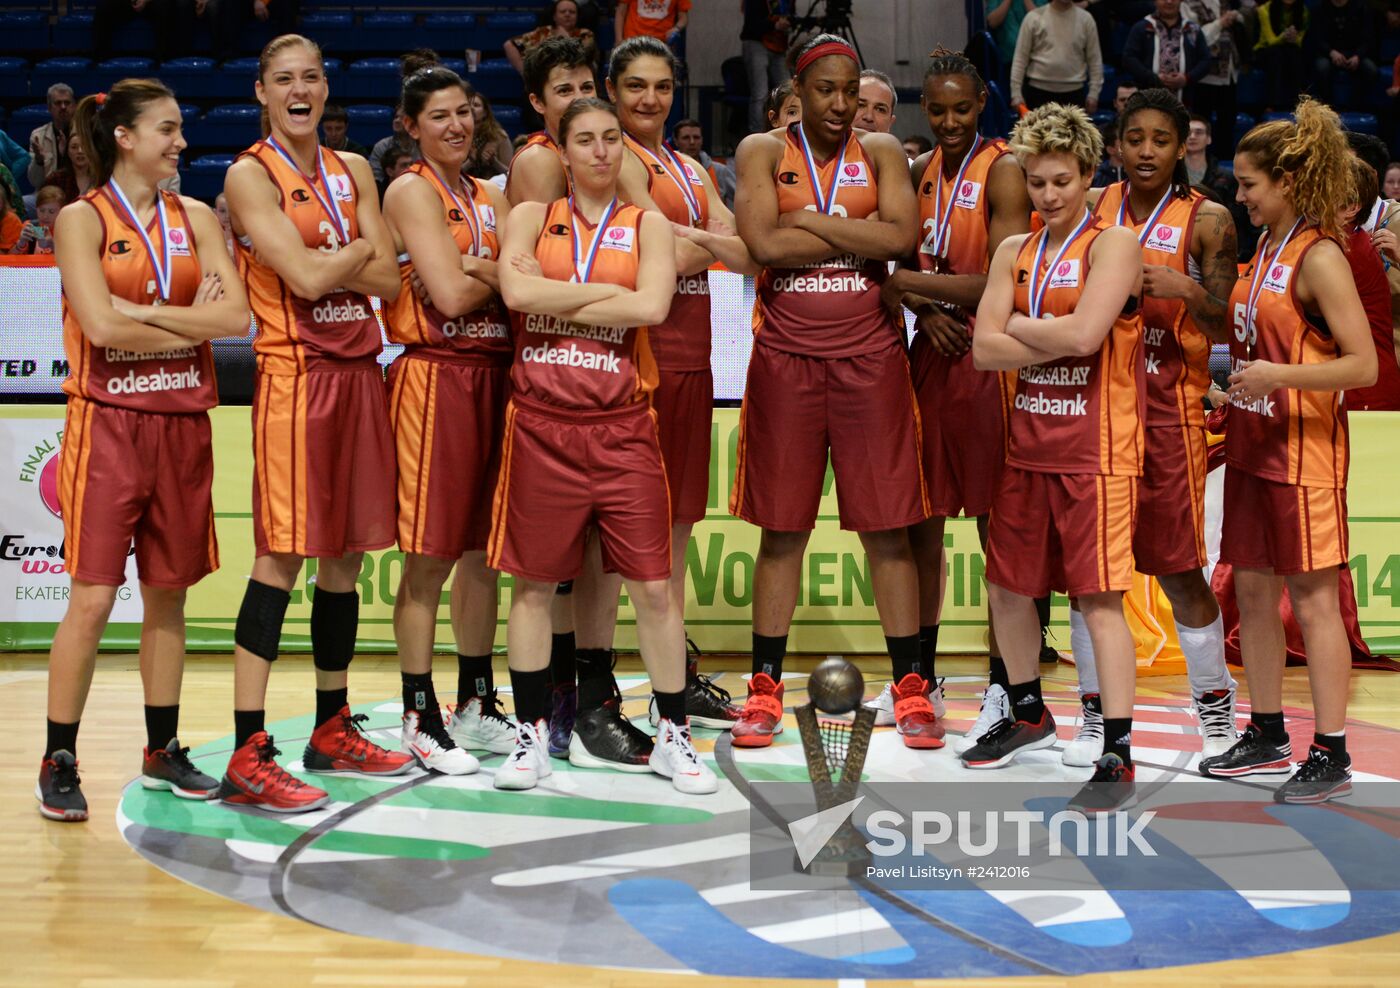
{"left": 4, "top": 650, "right": 1400, "bottom": 987}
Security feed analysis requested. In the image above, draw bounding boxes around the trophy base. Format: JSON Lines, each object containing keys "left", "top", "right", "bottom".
{"left": 793, "top": 838, "right": 872, "bottom": 878}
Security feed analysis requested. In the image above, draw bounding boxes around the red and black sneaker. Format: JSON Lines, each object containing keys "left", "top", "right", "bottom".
{"left": 1068, "top": 753, "right": 1137, "bottom": 813}
{"left": 142, "top": 738, "right": 220, "bottom": 799}
{"left": 218, "top": 732, "right": 330, "bottom": 814}
{"left": 304, "top": 706, "right": 414, "bottom": 776}
{"left": 36, "top": 750, "right": 88, "bottom": 822}
{"left": 958, "top": 709, "right": 1058, "bottom": 769}
{"left": 731, "top": 673, "right": 785, "bottom": 748}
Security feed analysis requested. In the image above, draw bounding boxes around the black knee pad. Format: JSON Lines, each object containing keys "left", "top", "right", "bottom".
{"left": 311, "top": 587, "right": 360, "bottom": 673}
{"left": 235, "top": 579, "right": 291, "bottom": 662}
{"left": 555, "top": 581, "right": 574, "bottom": 596}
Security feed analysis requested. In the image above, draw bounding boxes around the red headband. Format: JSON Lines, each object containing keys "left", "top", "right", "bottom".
{"left": 795, "top": 41, "right": 858, "bottom": 76}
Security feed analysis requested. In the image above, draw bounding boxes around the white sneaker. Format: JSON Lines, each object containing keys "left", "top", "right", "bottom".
{"left": 494, "top": 719, "right": 552, "bottom": 791}
{"left": 448, "top": 692, "right": 516, "bottom": 754}
{"left": 1062, "top": 693, "right": 1104, "bottom": 767}
{"left": 401, "top": 711, "right": 480, "bottom": 776}
{"left": 1193, "top": 687, "right": 1239, "bottom": 759}
{"left": 649, "top": 719, "right": 718, "bottom": 795}
{"left": 953, "top": 683, "right": 1009, "bottom": 754}
{"left": 865, "top": 678, "right": 947, "bottom": 726}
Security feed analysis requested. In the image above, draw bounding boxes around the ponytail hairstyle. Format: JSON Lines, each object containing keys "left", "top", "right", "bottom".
{"left": 1009, "top": 102, "right": 1103, "bottom": 177}
{"left": 1121, "top": 87, "right": 1192, "bottom": 199}
{"left": 558, "top": 96, "right": 619, "bottom": 144}
{"left": 256, "top": 33, "right": 324, "bottom": 138}
{"left": 608, "top": 34, "right": 677, "bottom": 86}
{"left": 400, "top": 48, "right": 441, "bottom": 78}
{"left": 787, "top": 32, "right": 860, "bottom": 79}
{"left": 1235, "top": 97, "right": 1355, "bottom": 243}
{"left": 73, "top": 78, "right": 176, "bottom": 187}
{"left": 401, "top": 64, "right": 474, "bottom": 121}
{"left": 923, "top": 46, "right": 986, "bottom": 98}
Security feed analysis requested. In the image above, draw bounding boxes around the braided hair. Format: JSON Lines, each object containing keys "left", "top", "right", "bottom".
{"left": 923, "top": 47, "right": 986, "bottom": 98}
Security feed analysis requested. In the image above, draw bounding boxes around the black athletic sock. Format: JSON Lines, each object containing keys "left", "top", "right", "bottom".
{"left": 575, "top": 646, "right": 612, "bottom": 685}
{"left": 233, "top": 709, "right": 265, "bottom": 749}
{"left": 654, "top": 689, "right": 686, "bottom": 726}
{"left": 988, "top": 655, "right": 1010, "bottom": 691}
{"left": 457, "top": 653, "right": 494, "bottom": 706}
{"left": 45, "top": 719, "right": 79, "bottom": 760}
{"left": 1103, "top": 717, "right": 1132, "bottom": 766}
{"left": 510, "top": 667, "right": 552, "bottom": 726}
{"left": 316, "top": 687, "right": 349, "bottom": 727}
{"left": 919, "top": 624, "right": 939, "bottom": 681}
{"left": 752, "top": 633, "right": 787, "bottom": 680}
{"left": 402, "top": 671, "right": 440, "bottom": 725}
{"left": 144, "top": 704, "right": 179, "bottom": 753}
{"left": 1034, "top": 595, "right": 1051, "bottom": 632}
{"left": 310, "top": 587, "right": 360, "bottom": 673}
{"left": 1007, "top": 678, "right": 1045, "bottom": 723}
{"left": 888, "top": 634, "right": 921, "bottom": 681}
{"left": 1251, "top": 710, "right": 1287, "bottom": 744}
{"left": 1313, "top": 732, "right": 1348, "bottom": 761}
{"left": 549, "top": 631, "right": 576, "bottom": 690}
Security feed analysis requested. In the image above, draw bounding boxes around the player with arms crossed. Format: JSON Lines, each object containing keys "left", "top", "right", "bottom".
{"left": 731, "top": 35, "right": 931, "bottom": 749}
{"left": 970, "top": 102, "right": 1145, "bottom": 812}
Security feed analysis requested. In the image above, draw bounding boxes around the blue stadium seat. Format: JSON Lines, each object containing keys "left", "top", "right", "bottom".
{"left": 359, "top": 12, "right": 419, "bottom": 53}
{"left": 1340, "top": 112, "right": 1379, "bottom": 134}
{"left": 51, "top": 13, "right": 93, "bottom": 52}
{"left": 477, "top": 12, "right": 536, "bottom": 50}
{"left": 339, "top": 57, "right": 400, "bottom": 101}
{"left": 346, "top": 103, "right": 392, "bottom": 133}
{"left": 1091, "top": 110, "right": 1115, "bottom": 127}
{"left": 32, "top": 56, "right": 94, "bottom": 97}
{"left": 1097, "top": 65, "right": 1117, "bottom": 108}
{"left": 1262, "top": 110, "right": 1292, "bottom": 122}
{"left": 471, "top": 59, "right": 518, "bottom": 100}
{"left": 188, "top": 104, "right": 261, "bottom": 149}
{"left": 1236, "top": 69, "right": 1266, "bottom": 111}
{"left": 1216, "top": 159, "right": 1234, "bottom": 175}
{"left": 182, "top": 154, "right": 234, "bottom": 201}
{"left": 109, "top": 16, "right": 156, "bottom": 54}
{"left": 300, "top": 11, "right": 355, "bottom": 51}
{"left": 440, "top": 57, "right": 468, "bottom": 75}
{"left": 0, "top": 56, "right": 27, "bottom": 98}
{"left": 93, "top": 56, "right": 153, "bottom": 90}
{"left": 179, "top": 103, "right": 200, "bottom": 122}
{"left": 493, "top": 104, "right": 521, "bottom": 133}
{"left": 160, "top": 57, "right": 221, "bottom": 99}
{"left": 7, "top": 103, "right": 50, "bottom": 146}
{"left": 424, "top": 13, "right": 478, "bottom": 50}
{"left": 0, "top": 11, "right": 47, "bottom": 53}
{"left": 1233, "top": 112, "right": 1255, "bottom": 145}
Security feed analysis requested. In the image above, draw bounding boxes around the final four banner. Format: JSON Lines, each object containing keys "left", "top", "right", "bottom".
{"left": 2, "top": 404, "right": 1399, "bottom": 656}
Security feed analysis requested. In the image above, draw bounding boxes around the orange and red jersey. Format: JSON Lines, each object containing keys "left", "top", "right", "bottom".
{"left": 916, "top": 137, "right": 1009, "bottom": 283}
{"left": 625, "top": 133, "right": 711, "bottom": 371}
{"left": 505, "top": 131, "right": 564, "bottom": 202}
{"left": 62, "top": 186, "right": 217, "bottom": 413}
{"left": 385, "top": 163, "right": 511, "bottom": 362}
{"left": 509, "top": 198, "right": 656, "bottom": 411}
{"left": 1093, "top": 182, "right": 1210, "bottom": 428}
{"left": 754, "top": 124, "right": 897, "bottom": 359}
{"left": 1007, "top": 217, "right": 1145, "bottom": 476}
{"left": 234, "top": 140, "right": 382, "bottom": 374}
{"left": 1226, "top": 222, "right": 1348, "bottom": 489}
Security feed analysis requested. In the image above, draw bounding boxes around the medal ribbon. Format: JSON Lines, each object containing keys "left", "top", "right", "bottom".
{"left": 930, "top": 135, "right": 982, "bottom": 259}
{"left": 1028, "top": 209, "right": 1094, "bottom": 320}
{"left": 569, "top": 196, "right": 619, "bottom": 283}
{"left": 795, "top": 122, "right": 848, "bottom": 216}
{"left": 266, "top": 136, "right": 351, "bottom": 246}
{"left": 108, "top": 179, "right": 172, "bottom": 302}
{"left": 1115, "top": 182, "right": 1174, "bottom": 247}
{"left": 632, "top": 137, "right": 702, "bottom": 225}
{"left": 1243, "top": 217, "right": 1304, "bottom": 359}
{"left": 424, "top": 163, "right": 483, "bottom": 257}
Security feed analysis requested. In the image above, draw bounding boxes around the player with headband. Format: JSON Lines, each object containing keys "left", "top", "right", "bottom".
{"left": 731, "top": 34, "right": 931, "bottom": 749}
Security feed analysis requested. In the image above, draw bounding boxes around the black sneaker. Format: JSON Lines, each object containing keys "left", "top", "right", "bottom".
{"left": 569, "top": 695, "right": 655, "bottom": 772}
{"left": 959, "top": 710, "right": 1058, "bottom": 769}
{"left": 1068, "top": 753, "right": 1136, "bottom": 813}
{"left": 651, "top": 658, "right": 742, "bottom": 730}
{"left": 36, "top": 750, "right": 88, "bottom": 822}
{"left": 141, "top": 738, "right": 220, "bottom": 799}
{"left": 1199, "top": 724, "right": 1293, "bottom": 778}
{"left": 547, "top": 682, "right": 577, "bottom": 760}
{"left": 1274, "top": 745, "right": 1353, "bottom": 804}
{"left": 1039, "top": 636, "right": 1060, "bottom": 664}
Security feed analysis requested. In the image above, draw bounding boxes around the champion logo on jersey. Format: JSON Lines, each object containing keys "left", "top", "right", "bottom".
{"left": 954, "top": 180, "right": 982, "bottom": 209}
{"left": 290, "top": 189, "right": 311, "bottom": 204}
{"left": 1047, "top": 259, "right": 1080, "bottom": 290}
{"left": 837, "top": 161, "right": 869, "bottom": 188}
{"left": 109, "top": 239, "right": 132, "bottom": 256}
{"left": 448, "top": 208, "right": 466, "bottom": 223}
{"left": 1143, "top": 223, "right": 1183, "bottom": 254}
{"left": 1261, "top": 262, "right": 1293, "bottom": 295}
{"left": 598, "top": 226, "right": 635, "bottom": 251}
{"left": 167, "top": 226, "right": 191, "bottom": 257}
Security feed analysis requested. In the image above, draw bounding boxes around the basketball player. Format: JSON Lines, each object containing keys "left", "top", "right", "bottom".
{"left": 1060, "top": 88, "right": 1242, "bottom": 765}
{"left": 218, "top": 35, "right": 411, "bottom": 813}
{"left": 383, "top": 66, "right": 517, "bottom": 774}
{"left": 1204, "top": 100, "right": 1375, "bottom": 804}
{"left": 871, "top": 49, "right": 1032, "bottom": 751}
{"left": 731, "top": 35, "right": 933, "bottom": 749}
{"left": 492, "top": 98, "right": 716, "bottom": 794}
{"left": 969, "top": 102, "right": 1144, "bottom": 813}
{"left": 38, "top": 80, "right": 250, "bottom": 822}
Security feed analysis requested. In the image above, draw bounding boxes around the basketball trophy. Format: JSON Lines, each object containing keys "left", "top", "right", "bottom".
{"left": 794, "top": 657, "right": 876, "bottom": 877}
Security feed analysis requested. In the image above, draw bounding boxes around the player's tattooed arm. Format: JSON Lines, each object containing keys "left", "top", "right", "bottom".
{"left": 1192, "top": 203, "right": 1237, "bottom": 342}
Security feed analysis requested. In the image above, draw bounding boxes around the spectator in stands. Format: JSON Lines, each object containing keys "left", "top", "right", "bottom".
{"left": 213, "top": 0, "right": 300, "bottom": 62}
{"left": 672, "top": 117, "right": 735, "bottom": 207}
{"left": 1385, "top": 162, "right": 1400, "bottom": 200}
{"left": 1114, "top": 82, "right": 1139, "bottom": 116}
{"left": 369, "top": 103, "right": 420, "bottom": 184}
{"left": 321, "top": 105, "right": 371, "bottom": 159}
{"left": 48, "top": 132, "right": 95, "bottom": 205}
{"left": 505, "top": 0, "right": 599, "bottom": 75}
{"left": 1347, "top": 132, "right": 1394, "bottom": 226}
{"left": 903, "top": 134, "right": 934, "bottom": 159}
{"left": 741, "top": 0, "right": 792, "bottom": 135}
{"left": 765, "top": 79, "right": 801, "bottom": 129}
{"left": 28, "top": 84, "right": 74, "bottom": 191}
{"left": 93, "top": 0, "right": 187, "bottom": 64}
{"left": 615, "top": 0, "right": 690, "bottom": 45}
{"left": 1340, "top": 155, "right": 1400, "bottom": 409}
{"left": 1182, "top": 0, "right": 1249, "bottom": 154}
{"left": 1092, "top": 119, "right": 1124, "bottom": 184}
{"left": 464, "top": 92, "right": 515, "bottom": 179}
{"left": 1121, "top": 0, "right": 1213, "bottom": 101}
{"left": 1009, "top": 0, "right": 1104, "bottom": 111}
{"left": 0, "top": 191, "right": 21, "bottom": 252}
{"left": 986, "top": 0, "right": 1047, "bottom": 70}
{"left": 0, "top": 164, "right": 23, "bottom": 220}
{"left": 0, "top": 130, "right": 30, "bottom": 195}
{"left": 11, "top": 185, "right": 62, "bottom": 255}
{"left": 1254, "top": 0, "right": 1308, "bottom": 112}
{"left": 381, "top": 146, "right": 415, "bottom": 197}
{"left": 1183, "top": 109, "right": 1250, "bottom": 246}
{"left": 1312, "top": 0, "right": 1379, "bottom": 107}
{"left": 854, "top": 69, "right": 897, "bottom": 133}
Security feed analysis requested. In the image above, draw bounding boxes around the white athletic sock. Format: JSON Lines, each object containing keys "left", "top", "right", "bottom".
{"left": 1069, "top": 609, "right": 1098, "bottom": 695}
{"left": 1177, "top": 614, "right": 1235, "bottom": 696}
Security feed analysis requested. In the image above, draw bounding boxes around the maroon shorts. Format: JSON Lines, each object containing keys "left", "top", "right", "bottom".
{"left": 731, "top": 343, "right": 930, "bottom": 532}
{"left": 388, "top": 352, "right": 510, "bottom": 559}
{"left": 986, "top": 466, "right": 1138, "bottom": 598}
{"left": 1220, "top": 469, "right": 1348, "bottom": 575}
{"left": 653, "top": 367, "right": 713, "bottom": 526}
{"left": 58, "top": 396, "right": 217, "bottom": 589}
{"left": 252, "top": 358, "right": 396, "bottom": 558}
{"left": 910, "top": 334, "right": 1009, "bottom": 518}
{"left": 1134, "top": 424, "right": 1208, "bottom": 576}
{"left": 488, "top": 396, "right": 672, "bottom": 584}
